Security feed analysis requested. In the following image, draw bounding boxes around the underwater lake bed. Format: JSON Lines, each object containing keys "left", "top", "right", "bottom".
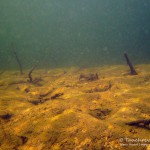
{"left": 0, "top": 0, "right": 150, "bottom": 149}
{"left": 0, "top": 64, "right": 150, "bottom": 150}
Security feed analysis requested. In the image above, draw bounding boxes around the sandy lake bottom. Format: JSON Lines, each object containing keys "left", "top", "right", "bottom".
{"left": 0, "top": 65, "right": 150, "bottom": 150}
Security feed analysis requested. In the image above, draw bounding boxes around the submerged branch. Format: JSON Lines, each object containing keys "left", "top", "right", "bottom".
{"left": 39, "top": 88, "right": 56, "bottom": 98}
{"left": 124, "top": 52, "right": 137, "bottom": 75}
{"left": 11, "top": 43, "right": 23, "bottom": 75}
{"left": 126, "top": 119, "right": 150, "bottom": 130}
{"left": 28, "top": 62, "right": 39, "bottom": 83}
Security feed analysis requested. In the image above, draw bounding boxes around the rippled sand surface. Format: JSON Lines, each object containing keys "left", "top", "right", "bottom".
{"left": 0, "top": 65, "right": 150, "bottom": 150}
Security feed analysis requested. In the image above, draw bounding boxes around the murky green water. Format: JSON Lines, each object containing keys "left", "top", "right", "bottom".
{"left": 0, "top": 0, "right": 150, "bottom": 70}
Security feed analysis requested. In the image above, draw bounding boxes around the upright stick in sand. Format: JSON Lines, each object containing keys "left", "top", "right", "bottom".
{"left": 124, "top": 52, "right": 137, "bottom": 75}
{"left": 11, "top": 43, "right": 23, "bottom": 75}
{"left": 28, "top": 62, "right": 39, "bottom": 83}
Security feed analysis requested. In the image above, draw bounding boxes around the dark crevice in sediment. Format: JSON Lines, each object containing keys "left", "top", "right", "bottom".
{"left": 0, "top": 113, "right": 13, "bottom": 120}
{"left": 13, "top": 136, "right": 28, "bottom": 149}
{"left": 19, "top": 136, "right": 28, "bottom": 145}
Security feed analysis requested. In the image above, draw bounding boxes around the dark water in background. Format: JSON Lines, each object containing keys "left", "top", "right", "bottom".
{"left": 0, "top": 0, "right": 150, "bottom": 69}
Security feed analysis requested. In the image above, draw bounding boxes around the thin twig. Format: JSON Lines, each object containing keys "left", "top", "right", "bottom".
{"left": 28, "top": 62, "right": 39, "bottom": 83}
{"left": 11, "top": 43, "right": 23, "bottom": 75}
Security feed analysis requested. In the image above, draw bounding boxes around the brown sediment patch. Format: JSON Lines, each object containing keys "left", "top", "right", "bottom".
{"left": 85, "top": 82, "right": 112, "bottom": 93}
{"left": 89, "top": 108, "right": 111, "bottom": 120}
{"left": 79, "top": 73, "right": 99, "bottom": 81}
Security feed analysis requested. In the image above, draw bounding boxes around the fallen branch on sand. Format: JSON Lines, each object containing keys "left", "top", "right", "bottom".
{"left": 126, "top": 119, "right": 150, "bottom": 129}
{"left": 29, "top": 92, "right": 64, "bottom": 105}
{"left": 124, "top": 52, "right": 137, "bottom": 75}
{"left": 39, "top": 88, "right": 56, "bottom": 98}
{"left": 51, "top": 93, "right": 63, "bottom": 99}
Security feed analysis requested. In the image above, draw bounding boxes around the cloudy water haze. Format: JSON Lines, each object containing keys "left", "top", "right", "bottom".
{"left": 0, "top": 1, "right": 150, "bottom": 149}
{"left": 0, "top": 0, "right": 150, "bottom": 69}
